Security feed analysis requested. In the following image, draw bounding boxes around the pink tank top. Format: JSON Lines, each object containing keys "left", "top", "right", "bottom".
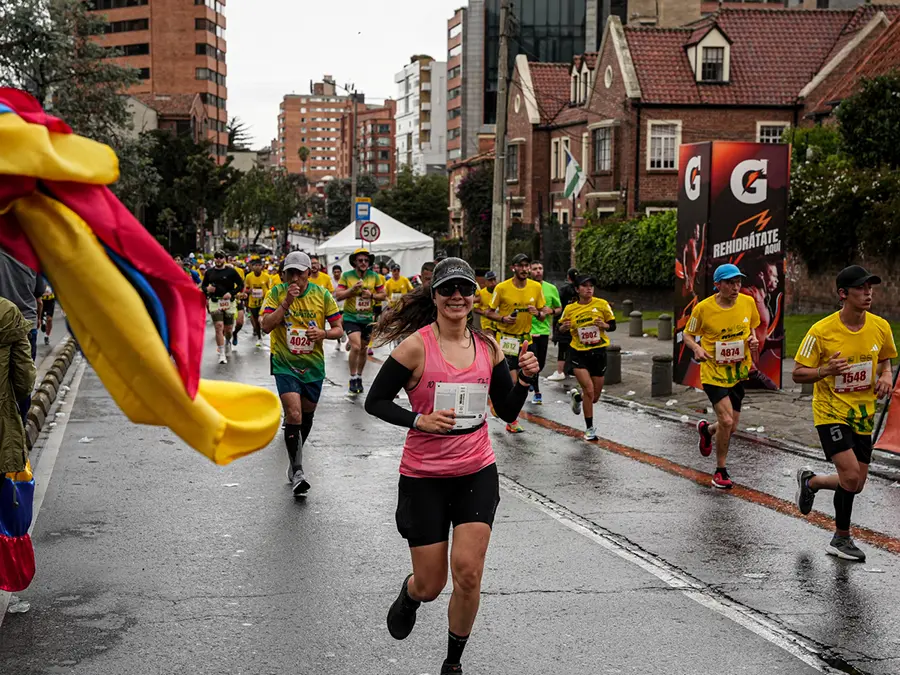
{"left": 400, "top": 325, "right": 496, "bottom": 478}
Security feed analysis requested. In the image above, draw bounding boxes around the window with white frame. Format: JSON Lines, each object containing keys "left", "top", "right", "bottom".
{"left": 758, "top": 123, "right": 788, "bottom": 144}
{"left": 558, "top": 137, "right": 570, "bottom": 179}
{"left": 506, "top": 143, "right": 519, "bottom": 181}
{"left": 645, "top": 207, "right": 676, "bottom": 216}
{"left": 571, "top": 74, "right": 579, "bottom": 103}
{"left": 592, "top": 127, "right": 611, "bottom": 172}
{"left": 581, "top": 70, "right": 589, "bottom": 103}
{"left": 648, "top": 122, "right": 680, "bottom": 170}
{"left": 701, "top": 47, "right": 725, "bottom": 82}
{"left": 551, "top": 139, "right": 561, "bottom": 180}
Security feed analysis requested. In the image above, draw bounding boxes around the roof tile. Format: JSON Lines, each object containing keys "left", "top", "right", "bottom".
{"left": 528, "top": 62, "right": 571, "bottom": 124}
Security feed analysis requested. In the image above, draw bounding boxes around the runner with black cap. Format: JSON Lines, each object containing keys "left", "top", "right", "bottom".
{"left": 364, "top": 257, "right": 538, "bottom": 675}
{"left": 683, "top": 263, "right": 760, "bottom": 489}
{"left": 485, "top": 253, "right": 545, "bottom": 433}
{"left": 261, "top": 251, "right": 343, "bottom": 498}
{"left": 559, "top": 274, "right": 615, "bottom": 440}
{"left": 335, "top": 248, "right": 386, "bottom": 395}
{"left": 792, "top": 265, "right": 896, "bottom": 562}
{"left": 202, "top": 250, "right": 244, "bottom": 365}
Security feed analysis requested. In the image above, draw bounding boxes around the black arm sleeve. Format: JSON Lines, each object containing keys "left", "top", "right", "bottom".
{"left": 489, "top": 359, "right": 530, "bottom": 423}
{"left": 607, "top": 319, "right": 617, "bottom": 333}
{"left": 364, "top": 356, "right": 418, "bottom": 429}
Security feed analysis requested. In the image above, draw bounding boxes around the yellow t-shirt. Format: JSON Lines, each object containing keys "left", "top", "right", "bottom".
{"left": 230, "top": 265, "right": 245, "bottom": 281}
{"left": 309, "top": 271, "right": 334, "bottom": 293}
{"left": 685, "top": 294, "right": 761, "bottom": 387}
{"left": 384, "top": 276, "right": 413, "bottom": 305}
{"left": 794, "top": 311, "right": 897, "bottom": 434}
{"left": 269, "top": 272, "right": 282, "bottom": 286}
{"left": 489, "top": 278, "right": 545, "bottom": 337}
{"left": 475, "top": 286, "right": 496, "bottom": 334}
{"left": 561, "top": 298, "right": 615, "bottom": 350}
{"left": 244, "top": 271, "right": 271, "bottom": 309}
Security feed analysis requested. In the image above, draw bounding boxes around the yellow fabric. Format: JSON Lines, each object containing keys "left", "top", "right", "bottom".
{"left": 5, "top": 458, "right": 32, "bottom": 483}
{"left": 244, "top": 271, "right": 272, "bottom": 309}
{"left": 231, "top": 265, "right": 245, "bottom": 281}
{"left": 795, "top": 312, "right": 898, "bottom": 433}
{"left": 0, "top": 114, "right": 118, "bottom": 186}
{"left": 685, "top": 294, "right": 760, "bottom": 387}
{"left": 384, "top": 276, "right": 413, "bottom": 305}
{"left": 489, "top": 278, "right": 545, "bottom": 337}
{"left": 310, "top": 271, "right": 334, "bottom": 293}
{"left": 12, "top": 193, "right": 281, "bottom": 465}
{"left": 475, "top": 286, "right": 495, "bottom": 333}
{"left": 561, "top": 298, "right": 615, "bottom": 350}
{"left": 269, "top": 272, "right": 282, "bottom": 286}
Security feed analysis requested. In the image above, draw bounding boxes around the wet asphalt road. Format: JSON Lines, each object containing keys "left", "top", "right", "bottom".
{"left": 2, "top": 328, "right": 899, "bottom": 675}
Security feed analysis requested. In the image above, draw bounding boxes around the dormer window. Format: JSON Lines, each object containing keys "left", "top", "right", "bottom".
{"left": 571, "top": 73, "right": 579, "bottom": 103}
{"left": 701, "top": 47, "right": 724, "bottom": 82}
{"left": 581, "top": 66, "right": 590, "bottom": 103}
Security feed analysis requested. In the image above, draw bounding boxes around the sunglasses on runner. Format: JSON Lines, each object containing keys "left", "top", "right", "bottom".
{"left": 435, "top": 281, "right": 477, "bottom": 297}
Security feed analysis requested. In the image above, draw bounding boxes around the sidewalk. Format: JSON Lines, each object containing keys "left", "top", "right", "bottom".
{"left": 537, "top": 329, "right": 900, "bottom": 471}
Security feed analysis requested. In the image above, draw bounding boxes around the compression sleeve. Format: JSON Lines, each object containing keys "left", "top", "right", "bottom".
{"left": 607, "top": 319, "right": 617, "bottom": 332}
{"left": 364, "top": 356, "right": 418, "bottom": 429}
{"left": 489, "top": 359, "right": 530, "bottom": 423}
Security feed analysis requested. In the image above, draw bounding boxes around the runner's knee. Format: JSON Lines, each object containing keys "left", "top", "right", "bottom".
{"left": 414, "top": 574, "right": 448, "bottom": 602}
{"left": 451, "top": 558, "right": 484, "bottom": 595}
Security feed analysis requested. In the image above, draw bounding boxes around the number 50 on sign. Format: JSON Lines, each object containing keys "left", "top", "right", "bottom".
{"left": 357, "top": 221, "right": 381, "bottom": 242}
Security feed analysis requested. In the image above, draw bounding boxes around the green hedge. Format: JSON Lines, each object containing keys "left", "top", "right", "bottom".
{"left": 575, "top": 210, "right": 677, "bottom": 287}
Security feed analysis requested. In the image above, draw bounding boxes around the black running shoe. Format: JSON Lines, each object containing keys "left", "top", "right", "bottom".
{"left": 795, "top": 467, "right": 816, "bottom": 515}
{"left": 291, "top": 470, "right": 310, "bottom": 498}
{"left": 387, "top": 573, "right": 419, "bottom": 640}
{"left": 826, "top": 535, "right": 866, "bottom": 562}
{"left": 441, "top": 663, "right": 463, "bottom": 674}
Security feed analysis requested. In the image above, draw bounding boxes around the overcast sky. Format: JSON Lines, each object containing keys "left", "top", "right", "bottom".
{"left": 226, "top": 0, "right": 464, "bottom": 148}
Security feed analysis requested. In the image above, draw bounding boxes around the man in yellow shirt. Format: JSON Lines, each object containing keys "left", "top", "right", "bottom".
{"left": 384, "top": 264, "right": 413, "bottom": 308}
{"left": 792, "top": 266, "right": 896, "bottom": 562}
{"left": 243, "top": 257, "right": 272, "bottom": 347}
{"left": 473, "top": 270, "right": 497, "bottom": 335}
{"left": 485, "top": 253, "right": 546, "bottom": 433}
{"left": 308, "top": 254, "right": 335, "bottom": 292}
{"left": 683, "top": 264, "right": 760, "bottom": 489}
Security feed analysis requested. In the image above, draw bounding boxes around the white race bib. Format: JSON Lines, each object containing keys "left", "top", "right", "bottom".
{"left": 251, "top": 288, "right": 264, "bottom": 299}
{"left": 218, "top": 298, "right": 232, "bottom": 311}
{"left": 434, "top": 382, "right": 489, "bottom": 430}
{"left": 356, "top": 296, "right": 372, "bottom": 312}
{"left": 715, "top": 340, "right": 744, "bottom": 364}
{"left": 288, "top": 327, "right": 314, "bottom": 355}
{"left": 391, "top": 292, "right": 402, "bottom": 304}
{"left": 577, "top": 325, "right": 601, "bottom": 346}
{"left": 499, "top": 335, "right": 521, "bottom": 357}
{"left": 834, "top": 361, "right": 873, "bottom": 393}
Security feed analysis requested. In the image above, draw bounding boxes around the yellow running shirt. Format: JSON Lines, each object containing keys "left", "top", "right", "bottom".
{"left": 561, "top": 298, "right": 615, "bottom": 351}
{"left": 309, "top": 271, "right": 334, "bottom": 293}
{"left": 794, "top": 312, "right": 897, "bottom": 434}
{"left": 244, "top": 271, "right": 271, "bottom": 309}
{"left": 384, "top": 276, "right": 413, "bottom": 305}
{"left": 475, "top": 287, "right": 495, "bottom": 334}
{"left": 685, "top": 294, "right": 761, "bottom": 387}
{"left": 489, "top": 278, "right": 545, "bottom": 337}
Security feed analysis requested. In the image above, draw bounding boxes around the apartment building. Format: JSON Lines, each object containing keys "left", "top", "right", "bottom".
{"left": 394, "top": 56, "right": 448, "bottom": 175}
{"left": 338, "top": 101, "right": 397, "bottom": 187}
{"left": 89, "top": 0, "right": 229, "bottom": 160}
{"left": 276, "top": 76, "right": 352, "bottom": 180}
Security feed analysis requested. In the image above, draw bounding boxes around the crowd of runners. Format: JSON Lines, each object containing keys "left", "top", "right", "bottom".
{"left": 159, "top": 245, "right": 896, "bottom": 674}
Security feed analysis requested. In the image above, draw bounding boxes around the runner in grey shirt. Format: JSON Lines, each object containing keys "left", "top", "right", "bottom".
{"left": 0, "top": 249, "right": 46, "bottom": 360}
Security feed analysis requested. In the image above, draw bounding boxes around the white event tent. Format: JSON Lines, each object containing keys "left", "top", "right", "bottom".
{"left": 316, "top": 207, "right": 434, "bottom": 276}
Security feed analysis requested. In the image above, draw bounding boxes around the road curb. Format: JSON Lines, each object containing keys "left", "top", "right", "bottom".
{"left": 25, "top": 336, "right": 77, "bottom": 452}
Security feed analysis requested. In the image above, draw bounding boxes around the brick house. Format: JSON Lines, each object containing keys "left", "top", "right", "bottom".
{"left": 131, "top": 93, "right": 208, "bottom": 143}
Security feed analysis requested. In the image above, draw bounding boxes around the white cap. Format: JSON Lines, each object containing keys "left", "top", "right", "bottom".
{"left": 283, "top": 251, "right": 311, "bottom": 272}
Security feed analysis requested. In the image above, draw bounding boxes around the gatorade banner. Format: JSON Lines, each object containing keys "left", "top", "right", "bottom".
{"left": 875, "top": 375, "right": 900, "bottom": 455}
{"left": 674, "top": 141, "right": 790, "bottom": 389}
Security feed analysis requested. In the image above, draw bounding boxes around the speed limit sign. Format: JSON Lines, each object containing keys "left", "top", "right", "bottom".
{"left": 357, "top": 220, "right": 381, "bottom": 243}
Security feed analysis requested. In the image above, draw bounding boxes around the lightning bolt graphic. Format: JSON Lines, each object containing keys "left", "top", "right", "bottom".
{"left": 743, "top": 170, "right": 761, "bottom": 192}
{"left": 731, "top": 210, "right": 772, "bottom": 238}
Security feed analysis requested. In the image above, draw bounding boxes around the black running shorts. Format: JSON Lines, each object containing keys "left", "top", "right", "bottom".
{"left": 570, "top": 347, "right": 607, "bottom": 378}
{"left": 344, "top": 320, "right": 373, "bottom": 343}
{"left": 395, "top": 463, "right": 500, "bottom": 547}
{"left": 702, "top": 382, "right": 745, "bottom": 412}
{"left": 816, "top": 424, "right": 873, "bottom": 465}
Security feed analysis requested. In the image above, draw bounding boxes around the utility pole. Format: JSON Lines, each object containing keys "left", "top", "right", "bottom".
{"left": 489, "top": 0, "right": 511, "bottom": 278}
{"left": 349, "top": 89, "right": 359, "bottom": 228}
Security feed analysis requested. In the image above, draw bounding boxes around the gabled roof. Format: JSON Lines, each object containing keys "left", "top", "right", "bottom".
{"left": 815, "top": 17, "right": 900, "bottom": 114}
{"left": 622, "top": 6, "right": 900, "bottom": 106}
{"left": 527, "top": 62, "right": 571, "bottom": 124}
{"left": 132, "top": 93, "right": 200, "bottom": 117}
{"left": 684, "top": 23, "right": 731, "bottom": 47}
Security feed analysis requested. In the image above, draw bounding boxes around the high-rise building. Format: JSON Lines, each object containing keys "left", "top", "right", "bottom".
{"left": 276, "top": 76, "right": 353, "bottom": 181}
{"left": 338, "top": 101, "right": 397, "bottom": 187}
{"left": 447, "top": 8, "right": 466, "bottom": 163}
{"left": 89, "top": 0, "right": 229, "bottom": 161}
{"left": 394, "top": 56, "right": 448, "bottom": 175}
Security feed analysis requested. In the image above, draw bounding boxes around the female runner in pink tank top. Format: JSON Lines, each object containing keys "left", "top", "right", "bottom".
{"left": 365, "top": 258, "right": 539, "bottom": 675}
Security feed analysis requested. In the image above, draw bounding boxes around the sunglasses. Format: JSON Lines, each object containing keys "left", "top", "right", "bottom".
{"left": 435, "top": 281, "right": 476, "bottom": 297}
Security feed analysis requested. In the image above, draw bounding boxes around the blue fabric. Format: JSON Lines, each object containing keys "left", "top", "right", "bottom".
{"left": 0, "top": 477, "right": 34, "bottom": 538}
{"left": 0, "top": 104, "right": 12, "bottom": 115}
{"left": 713, "top": 263, "right": 746, "bottom": 283}
{"left": 104, "top": 245, "right": 170, "bottom": 351}
{"left": 274, "top": 374, "right": 323, "bottom": 403}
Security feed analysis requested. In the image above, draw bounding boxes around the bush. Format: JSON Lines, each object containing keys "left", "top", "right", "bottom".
{"left": 575, "top": 210, "right": 677, "bottom": 287}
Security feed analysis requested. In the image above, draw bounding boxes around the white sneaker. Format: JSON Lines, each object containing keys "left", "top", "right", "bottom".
{"left": 255, "top": 339, "right": 262, "bottom": 348}
{"left": 218, "top": 351, "right": 227, "bottom": 364}
{"left": 547, "top": 371, "right": 566, "bottom": 382}
{"left": 569, "top": 388, "right": 583, "bottom": 415}
{"left": 584, "top": 426, "right": 598, "bottom": 441}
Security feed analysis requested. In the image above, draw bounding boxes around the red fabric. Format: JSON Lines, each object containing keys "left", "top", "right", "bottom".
{"left": 0, "top": 533, "right": 35, "bottom": 593}
{"left": 0, "top": 88, "right": 71, "bottom": 134}
{"left": 44, "top": 182, "right": 205, "bottom": 398}
{"left": 875, "top": 380, "right": 900, "bottom": 456}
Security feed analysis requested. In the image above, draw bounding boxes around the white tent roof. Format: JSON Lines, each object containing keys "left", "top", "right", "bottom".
{"left": 316, "top": 207, "right": 434, "bottom": 275}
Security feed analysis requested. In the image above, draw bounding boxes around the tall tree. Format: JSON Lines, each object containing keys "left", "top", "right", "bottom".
{"left": 225, "top": 168, "right": 304, "bottom": 250}
{"left": 226, "top": 116, "right": 252, "bottom": 152}
{"left": 455, "top": 163, "right": 493, "bottom": 268}
{"left": 373, "top": 165, "right": 449, "bottom": 238}
{"left": 297, "top": 145, "right": 310, "bottom": 173}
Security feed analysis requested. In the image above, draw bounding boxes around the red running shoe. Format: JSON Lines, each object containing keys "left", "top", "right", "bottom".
{"left": 697, "top": 420, "right": 713, "bottom": 457}
{"left": 712, "top": 469, "right": 733, "bottom": 490}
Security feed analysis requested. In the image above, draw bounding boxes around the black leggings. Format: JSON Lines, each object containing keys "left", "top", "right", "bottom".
{"left": 529, "top": 335, "right": 549, "bottom": 392}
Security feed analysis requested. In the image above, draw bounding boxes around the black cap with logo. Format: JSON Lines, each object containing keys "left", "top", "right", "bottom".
{"left": 836, "top": 265, "right": 881, "bottom": 291}
{"left": 431, "top": 257, "right": 477, "bottom": 292}
{"left": 510, "top": 253, "right": 531, "bottom": 265}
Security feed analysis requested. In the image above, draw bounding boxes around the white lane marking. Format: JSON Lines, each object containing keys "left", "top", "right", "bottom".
{"left": 0, "top": 358, "right": 87, "bottom": 626}
{"left": 499, "top": 474, "right": 843, "bottom": 674}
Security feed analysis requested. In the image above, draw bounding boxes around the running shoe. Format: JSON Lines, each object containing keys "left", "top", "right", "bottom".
{"left": 506, "top": 422, "right": 524, "bottom": 433}
{"left": 368, "top": 347, "right": 374, "bottom": 356}
{"left": 584, "top": 426, "right": 598, "bottom": 441}
{"left": 232, "top": 333, "right": 238, "bottom": 346}
{"left": 255, "top": 339, "right": 263, "bottom": 348}
{"left": 795, "top": 467, "right": 816, "bottom": 515}
{"left": 291, "top": 470, "right": 310, "bottom": 498}
{"left": 697, "top": 420, "right": 713, "bottom": 457}
{"left": 346, "top": 341, "right": 352, "bottom": 352}
{"left": 44, "top": 336, "right": 50, "bottom": 345}
{"left": 440, "top": 663, "right": 463, "bottom": 675}
{"left": 356, "top": 379, "right": 365, "bottom": 395}
{"left": 826, "top": 535, "right": 866, "bottom": 562}
{"left": 387, "top": 573, "right": 419, "bottom": 640}
{"left": 348, "top": 380, "right": 357, "bottom": 395}
{"left": 546, "top": 371, "right": 566, "bottom": 382}
{"left": 217, "top": 351, "right": 227, "bottom": 365}
{"left": 711, "top": 469, "right": 733, "bottom": 490}
{"left": 531, "top": 392, "right": 543, "bottom": 405}
{"left": 569, "top": 388, "right": 583, "bottom": 415}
